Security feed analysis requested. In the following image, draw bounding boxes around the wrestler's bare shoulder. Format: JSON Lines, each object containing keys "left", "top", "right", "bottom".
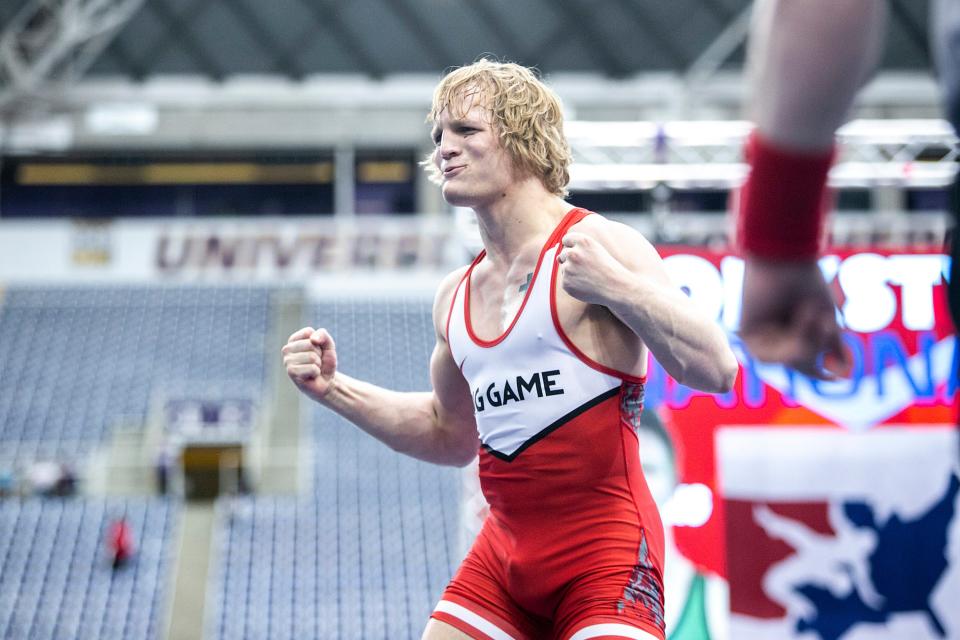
{"left": 568, "top": 213, "right": 660, "bottom": 273}
{"left": 569, "top": 213, "right": 650, "bottom": 249}
{"left": 432, "top": 264, "right": 472, "bottom": 332}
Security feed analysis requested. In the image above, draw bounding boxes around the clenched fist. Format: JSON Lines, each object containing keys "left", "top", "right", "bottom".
{"left": 556, "top": 231, "right": 629, "bottom": 306}
{"left": 739, "top": 258, "right": 850, "bottom": 380}
{"left": 282, "top": 326, "right": 339, "bottom": 403}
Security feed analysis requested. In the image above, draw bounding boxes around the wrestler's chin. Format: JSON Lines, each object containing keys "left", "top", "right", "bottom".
{"left": 441, "top": 183, "right": 476, "bottom": 208}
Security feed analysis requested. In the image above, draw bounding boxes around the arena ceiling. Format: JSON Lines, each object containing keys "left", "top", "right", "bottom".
{"left": 0, "top": 0, "right": 934, "bottom": 83}
{"left": 0, "top": 0, "right": 945, "bottom": 155}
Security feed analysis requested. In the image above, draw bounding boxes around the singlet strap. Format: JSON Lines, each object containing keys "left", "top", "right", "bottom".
{"left": 445, "top": 252, "right": 484, "bottom": 349}
{"left": 547, "top": 207, "right": 593, "bottom": 247}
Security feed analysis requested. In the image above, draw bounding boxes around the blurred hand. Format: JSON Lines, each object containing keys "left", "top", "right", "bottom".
{"left": 739, "top": 258, "right": 851, "bottom": 380}
{"left": 282, "top": 326, "right": 339, "bottom": 403}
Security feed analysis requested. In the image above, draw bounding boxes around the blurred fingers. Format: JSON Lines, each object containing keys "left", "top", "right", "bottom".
{"left": 742, "top": 328, "right": 834, "bottom": 381}
{"left": 788, "top": 358, "right": 835, "bottom": 381}
{"left": 821, "top": 347, "right": 852, "bottom": 378}
{"left": 739, "top": 304, "right": 850, "bottom": 381}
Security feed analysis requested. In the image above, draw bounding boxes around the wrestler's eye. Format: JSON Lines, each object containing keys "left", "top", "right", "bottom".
{"left": 432, "top": 131, "right": 442, "bottom": 146}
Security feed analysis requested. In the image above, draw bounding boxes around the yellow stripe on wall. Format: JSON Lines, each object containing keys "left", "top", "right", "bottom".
{"left": 357, "top": 161, "right": 412, "bottom": 183}
{"left": 17, "top": 162, "right": 335, "bottom": 185}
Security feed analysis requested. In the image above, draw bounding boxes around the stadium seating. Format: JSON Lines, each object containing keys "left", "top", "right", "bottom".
{"left": 208, "top": 298, "right": 463, "bottom": 640}
{"left": 0, "top": 285, "right": 273, "bottom": 462}
{"left": 2, "top": 292, "right": 470, "bottom": 638}
{"left": 0, "top": 497, "right": 175, "bottom": 640}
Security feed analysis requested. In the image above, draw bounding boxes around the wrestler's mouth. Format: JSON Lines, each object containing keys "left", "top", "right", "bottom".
{"left": 443, "top": 165, "right": 465, "bottom": 178}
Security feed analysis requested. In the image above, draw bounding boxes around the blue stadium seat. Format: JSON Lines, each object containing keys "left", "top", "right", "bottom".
{"left": 0, "top": 498, "right": 175, "bottom": 640}
{"left": 0, "top": 285, "right": 275, "bottom": 462}
{"left": 208, "top": 298, "right": 463, "bottom": 640}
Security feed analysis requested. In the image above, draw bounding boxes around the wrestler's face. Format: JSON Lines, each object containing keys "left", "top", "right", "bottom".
{"left": 431, "top": 93, "right": 516, "bottom": 209}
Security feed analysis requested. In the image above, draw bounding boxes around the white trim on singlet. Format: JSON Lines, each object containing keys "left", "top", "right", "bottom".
{"left": 567, "top": 623, "right": 661, "bottom": 640}
{"left": 434, "top": 600, "right": 517, "bottom": 640}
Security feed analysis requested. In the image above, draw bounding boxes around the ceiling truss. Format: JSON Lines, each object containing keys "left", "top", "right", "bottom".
{"left": 567, "top": 119, "right": 959, "bottom": 190}
{"left": 0, "top": 0, "right": 145, "bottom": 110}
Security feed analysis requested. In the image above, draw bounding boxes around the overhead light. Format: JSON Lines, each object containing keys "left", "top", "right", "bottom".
{"left": 566, "top": 118, "right": 958, "bottom": 147}
{"left": 569, "top": 161, "right": 957, "bottom": 189}
{"left": 85, "top": 103, "right": 158, "bottom": 135}
{"left": 1, "top": 117, "right": 73, "bottom": 151}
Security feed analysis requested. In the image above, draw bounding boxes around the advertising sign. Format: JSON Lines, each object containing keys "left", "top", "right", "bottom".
{"left": 647, "top": 247, "right": 957, "bottom": 640}
{"left": 719, "top": 427, "right": 959, "bottom": 640}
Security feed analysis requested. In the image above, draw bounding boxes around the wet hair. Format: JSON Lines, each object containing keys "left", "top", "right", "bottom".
{"left": 425, "top": 58, "right": 572, "bottom": 197}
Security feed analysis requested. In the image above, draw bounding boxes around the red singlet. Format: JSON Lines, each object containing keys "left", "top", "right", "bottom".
{"left": 432, "top": 208, "right": 666, "bottom": 640}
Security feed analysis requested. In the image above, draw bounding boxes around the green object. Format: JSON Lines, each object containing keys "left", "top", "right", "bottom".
{"left": 669, "top": 573, "right": 711, "bottom": 640}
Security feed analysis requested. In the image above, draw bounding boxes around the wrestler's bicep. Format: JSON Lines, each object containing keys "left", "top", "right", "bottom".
{"left": 430, "top": 340, "right": 477, "bottom": 431}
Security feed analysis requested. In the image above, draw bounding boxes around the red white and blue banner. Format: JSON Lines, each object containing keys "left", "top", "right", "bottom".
{"left": 718, "top": 427, "right": 959, "bottom": 639}
{"left": 648, "top": 246, "right": 958, "bottom": 640}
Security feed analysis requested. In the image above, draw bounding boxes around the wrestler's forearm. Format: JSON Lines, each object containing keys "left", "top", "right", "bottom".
{"left": 606, "top": 279, "right": 738, "bottom": 393}
{"left": 318, "top": 373, "right": 475, "bottom": 466}
{"left": 748, "top": 0, "right": 886, "bottom": 150}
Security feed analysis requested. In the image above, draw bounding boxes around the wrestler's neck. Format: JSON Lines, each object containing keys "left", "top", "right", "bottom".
{"left": 473, "top": 176, "right": 573, "bottom": 269}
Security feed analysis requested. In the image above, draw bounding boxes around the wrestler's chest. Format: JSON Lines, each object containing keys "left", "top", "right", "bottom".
{"left": 468, "top": 277, "right": 577, "bottom": 339}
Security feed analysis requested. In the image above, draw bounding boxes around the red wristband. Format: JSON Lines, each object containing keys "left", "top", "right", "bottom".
{"left": 736, "top": 131, "right": 835, "bottom": 260}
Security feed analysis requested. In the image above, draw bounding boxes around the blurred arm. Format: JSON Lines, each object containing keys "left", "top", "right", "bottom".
{"left": 748, "top": 0, "right": 887, "bottom": 150}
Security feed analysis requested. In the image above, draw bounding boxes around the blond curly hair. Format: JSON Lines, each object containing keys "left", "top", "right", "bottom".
{"left": 425, "top": 59, "right": 572, "bottom": 197}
